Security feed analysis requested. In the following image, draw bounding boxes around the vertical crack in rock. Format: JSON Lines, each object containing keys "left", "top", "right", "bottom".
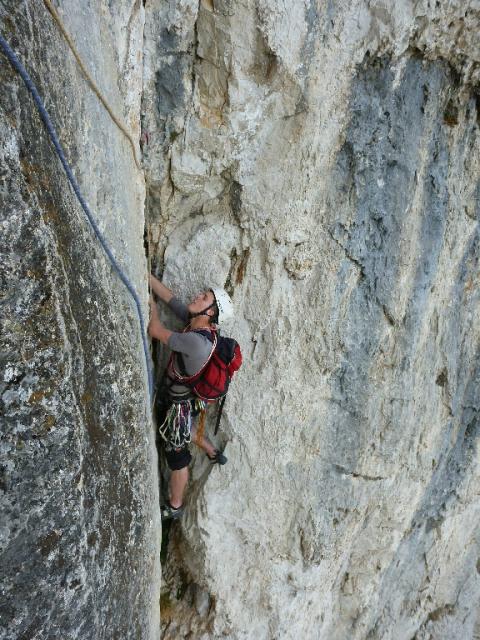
{"left": 139, "top": 0, "right": 480, "bottom": 635}
{"left": 9, "top": 0, "right": 479, "bottom": 636}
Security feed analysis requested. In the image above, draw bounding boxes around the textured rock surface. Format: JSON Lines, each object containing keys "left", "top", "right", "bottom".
{"left": 2, "top": 1, "right": 479, "bottom": 638}
{"left": 0, "top": 2, "right": 160, "bottom": 639}
{"left": 142, "top": 1, "right": 480, "bottom": 638}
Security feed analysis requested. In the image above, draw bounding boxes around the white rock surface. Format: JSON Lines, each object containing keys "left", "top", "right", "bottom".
{"left": 142, "top": 1, "right": 480, "bottom": 638}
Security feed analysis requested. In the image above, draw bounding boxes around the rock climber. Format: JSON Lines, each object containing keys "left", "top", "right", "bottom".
{"left": 148, "top": 274, "right": 234, "bottom": 520}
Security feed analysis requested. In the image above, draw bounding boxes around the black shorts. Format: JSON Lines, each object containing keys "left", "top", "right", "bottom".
{"left": 164, "top": 445, "right": 192, "bottom": 471}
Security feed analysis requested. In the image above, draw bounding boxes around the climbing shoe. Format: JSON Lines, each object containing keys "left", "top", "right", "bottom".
{"left": 161, "top": 501, "right": 184, "bottom": 521}
{"left": 207, "top": 449, "right": 228, "bottom": 465}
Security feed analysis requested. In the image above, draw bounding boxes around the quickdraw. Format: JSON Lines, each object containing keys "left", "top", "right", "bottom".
{"left": 157, "top": 397, "right": 207, "bottom": 449}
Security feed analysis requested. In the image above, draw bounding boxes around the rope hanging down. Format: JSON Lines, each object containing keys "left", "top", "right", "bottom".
{"left": 0, "top": 34, "right": 154, "bottom": 402}
{"left": 43, "top": 0, "right": 141, "bottom": 170}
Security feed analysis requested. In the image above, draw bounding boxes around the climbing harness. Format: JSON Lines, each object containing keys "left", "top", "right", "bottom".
{"left": 158, "top": 397, "right": 207, "bottom": 449}
{"left": 0, "top": 34, "right": 153, "bottom": 401}
{"left": 165, "top": 328, "right": 242, "bottom": 440}
{"left": 42, "top": 0, "right": 141, "bottom": 170}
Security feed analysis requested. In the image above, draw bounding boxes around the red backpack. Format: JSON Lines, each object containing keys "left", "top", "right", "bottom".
{"left": 167, "top": 329, "right": 242, "bottom": 403}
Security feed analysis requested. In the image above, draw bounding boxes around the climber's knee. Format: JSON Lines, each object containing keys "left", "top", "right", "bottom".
{"left": 165, "top": 445, "right": 192, "bottom": 471}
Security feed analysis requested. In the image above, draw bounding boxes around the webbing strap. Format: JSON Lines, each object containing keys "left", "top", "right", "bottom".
{"left": 0, "top": 34, "right": 153, "bottom": 403}
{"left": 214, "top": 396, "right": 226, "bottom": 436}
{"left": 170, "top": 331, "right": 217, "bottom": 383}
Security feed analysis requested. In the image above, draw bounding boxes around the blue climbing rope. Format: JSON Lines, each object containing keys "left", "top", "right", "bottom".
{"left": 0, "top": 34, "right": 154, "bottom": 402}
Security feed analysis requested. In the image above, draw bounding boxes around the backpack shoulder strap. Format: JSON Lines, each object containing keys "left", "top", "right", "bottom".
{"left": 170, "top": 330, "right": 218, "bottom": 382}
{"left": 192, "top": 328, "right": 216, "bottom": 342}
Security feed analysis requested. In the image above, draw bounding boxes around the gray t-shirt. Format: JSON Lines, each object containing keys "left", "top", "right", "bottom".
{"left": 166, "top": 297, "right": 213, "bottom": 398}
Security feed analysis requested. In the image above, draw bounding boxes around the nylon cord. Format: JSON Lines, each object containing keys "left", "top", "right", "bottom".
{"left": 43, "top": 0, "right": 142, "bottom": 170}
{"left": 0, "top": 33, "right": 154, "bottom": 402}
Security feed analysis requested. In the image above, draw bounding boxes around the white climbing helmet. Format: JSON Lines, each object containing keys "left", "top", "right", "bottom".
{"left": 211, "top": 288, "right": 234, "bottom": 324}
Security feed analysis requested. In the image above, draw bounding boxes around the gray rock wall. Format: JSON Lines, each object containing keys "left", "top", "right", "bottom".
{"left": 142, "top": 1, "right": 480, "bottom": 638}
{"left": 1, "top": 1, "right": 479, "bottom": 639}
{"left": 0, "top": 2, "right": 160, "bottom": 639}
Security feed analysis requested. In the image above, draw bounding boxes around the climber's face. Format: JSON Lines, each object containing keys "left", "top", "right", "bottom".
{"left": 188, "top": 290, "right": 215, "bottom": 316}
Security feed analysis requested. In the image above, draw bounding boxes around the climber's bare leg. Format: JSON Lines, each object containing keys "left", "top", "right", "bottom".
{"left": 170, "top": 467, "right": 188, "bottom": 509}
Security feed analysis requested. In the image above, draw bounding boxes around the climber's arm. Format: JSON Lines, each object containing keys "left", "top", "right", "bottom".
{"left": 148, "top": 297, "right": 173, "bottom": 345}
{"left": 149, "top": 274, "right": 173, "bottom": 303}
{"left": 149, "top": 274, "right": 190, "bottom": 322}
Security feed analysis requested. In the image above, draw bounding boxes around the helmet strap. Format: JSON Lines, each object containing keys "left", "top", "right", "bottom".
{"left": 188, "top": 301, "right": 216, "bottom": 320}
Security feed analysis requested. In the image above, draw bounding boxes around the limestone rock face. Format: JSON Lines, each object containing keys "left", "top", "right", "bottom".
{"left": 2, "top": 0, "right": 479, "bottom": 638}
{"left": 142, "top": 1, "right": 480, "bottom": 638}
{"left": 0, "top": 2, "right": 160, "bottom": 639}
